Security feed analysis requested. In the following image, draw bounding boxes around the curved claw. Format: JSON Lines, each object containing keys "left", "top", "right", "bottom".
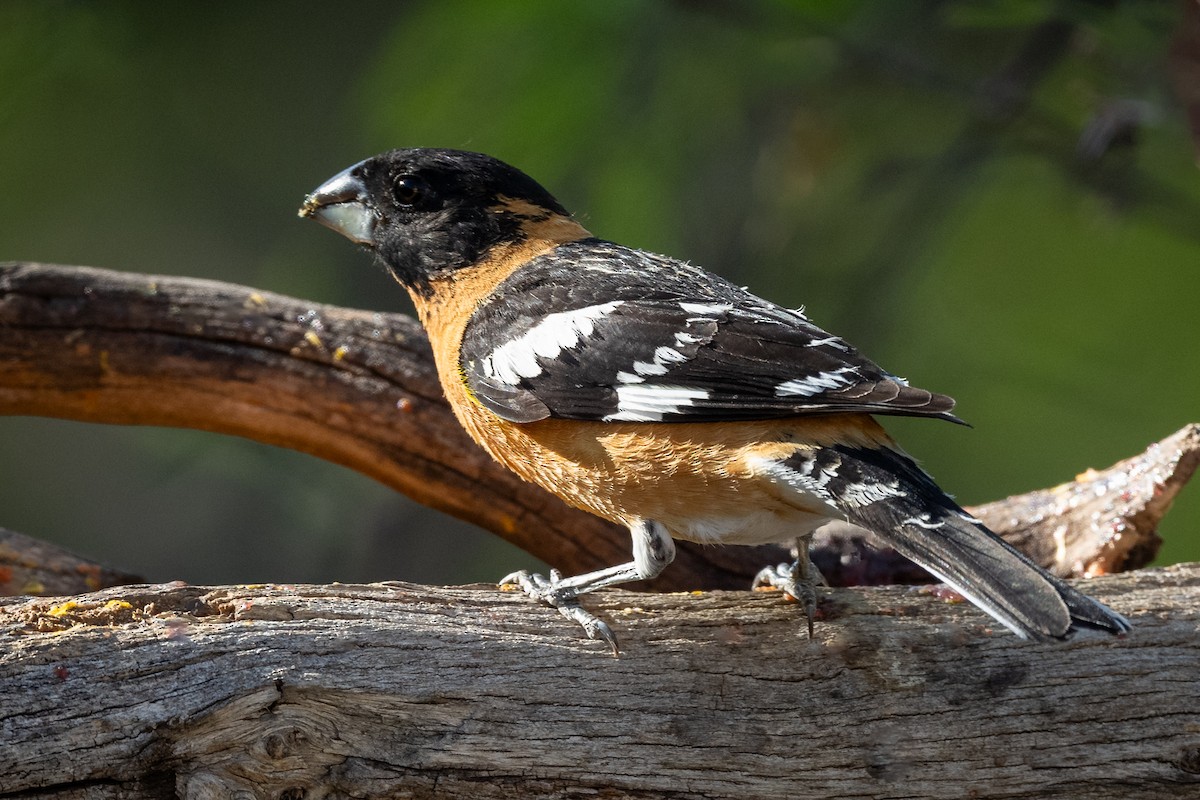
{"left": 753, "top": 563, "right": 818, "bottom": 639}
{"left": 499, "top": 569, "right": 620, "bottom": 656}
{"left": 565, "top": 604, "right": 620, "bottom": 657}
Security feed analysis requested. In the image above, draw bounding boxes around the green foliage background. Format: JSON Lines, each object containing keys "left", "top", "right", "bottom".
{"left": 1, "top": 1, "right": 1196, "bottom": 586}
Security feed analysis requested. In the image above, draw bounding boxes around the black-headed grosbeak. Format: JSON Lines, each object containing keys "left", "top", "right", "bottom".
{"left": 301, "top": 148, "right": 1129, "bottom": 653}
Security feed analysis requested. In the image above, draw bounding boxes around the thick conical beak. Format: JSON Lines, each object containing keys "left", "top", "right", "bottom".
{"left": 299, "top": 161, "right": 377, "bottom": 246}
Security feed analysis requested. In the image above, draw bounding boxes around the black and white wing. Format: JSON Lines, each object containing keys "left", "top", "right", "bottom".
{"left": 460, "top": 239, "right": 961, "bottom": 425}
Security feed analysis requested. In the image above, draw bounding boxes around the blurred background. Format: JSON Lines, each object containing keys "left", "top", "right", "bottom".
{"left": 1, "top": 0, "right": 1197, "bottom": 587}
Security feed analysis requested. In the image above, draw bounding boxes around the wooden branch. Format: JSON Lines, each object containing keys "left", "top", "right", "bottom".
{"left": 1, "top": 567, "right": 1197, "bottom": 798}
{"left": 0, "top": 528, "right": 141, "bottom": 597}
{"left": 0, "top": 261, "right": 771, "bottom": 590}
{"left": 971, "top": 422, "right": 1199, "bottom": 578}
{"left": 0, "top": 263, "right": 1193, "bottom": 593}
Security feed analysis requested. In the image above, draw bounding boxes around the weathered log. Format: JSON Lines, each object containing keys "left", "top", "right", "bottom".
{"left": 1, "top": 263, "right": 1191, "bottom": 593}
{"left": 0, "top": 528, "right": 141, "bottom": 597}
{"left": 0, "top": 566, "right": 1196, "bottom": 799}
{"left": 971, "top": 422, "right": 1198, "bottom": 578}
{"left": 2, "top": 262, "right": 1197, "bottom": 798}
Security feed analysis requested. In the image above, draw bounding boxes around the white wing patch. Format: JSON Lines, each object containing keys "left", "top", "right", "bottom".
{"left": 481, "top": 301, "right": 623, "bottom": 385}
{"left": 616, "top": 344, "right": 691, "bottom": 384}
{"left": 605, "top": 385, "right": 712, "bottom": 422}
{"left": 902, "top": 515, "right": 946, "bottom": 530}
{"left": 806, "top": 335, "right": 850, "bottom": 351}
{"left": 774, "top": 366, "right": 861, "bottom": 398}
{"left": 679, "top": 301, "right": 733, "bottom": 316}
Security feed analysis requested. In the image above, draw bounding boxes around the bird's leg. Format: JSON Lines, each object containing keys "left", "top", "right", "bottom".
{"left": 501, "top": 519, "right": 675, "bottom": 655}
{"left": 753, "top": 535, "right": 826, "bottom": 638}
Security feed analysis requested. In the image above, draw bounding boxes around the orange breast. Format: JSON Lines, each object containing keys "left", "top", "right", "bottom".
{"left": 405, "top": 223, "right": 893, "bottom": 545}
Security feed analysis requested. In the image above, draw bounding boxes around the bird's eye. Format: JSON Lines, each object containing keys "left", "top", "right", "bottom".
{"left": 392, "top": 174, "right": 428, "bottom": 208}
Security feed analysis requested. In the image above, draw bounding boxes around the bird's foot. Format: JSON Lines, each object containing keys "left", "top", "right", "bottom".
{"left": 500, "top": 569, "right": 620, "bottom": 656}
{"left": 753, "top": 560, "right": 823, "bottom": 638}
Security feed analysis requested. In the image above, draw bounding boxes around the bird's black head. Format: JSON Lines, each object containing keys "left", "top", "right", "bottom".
{"left": 300, "top": 148, "right": 576, "bottom": 293}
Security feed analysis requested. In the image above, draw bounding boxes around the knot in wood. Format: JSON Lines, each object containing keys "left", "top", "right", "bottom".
{"left": 261, "top": 725, "right": 307, "bottom": 760}
{"left": 1177, "top": 743, "right": 1200, "bottom": 775}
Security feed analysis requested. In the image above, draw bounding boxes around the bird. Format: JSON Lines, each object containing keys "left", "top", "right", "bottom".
{"left": 300, "top": 147, "right": 1130, "bottom": 654}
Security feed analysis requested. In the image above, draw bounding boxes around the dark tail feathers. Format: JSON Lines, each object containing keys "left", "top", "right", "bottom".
{"left": 826, "top": 445, "right": 1130, "bottom": 640}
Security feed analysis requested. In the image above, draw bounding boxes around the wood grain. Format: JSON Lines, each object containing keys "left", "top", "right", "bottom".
{"left": 0, "top": 566, "right": 1196, "bottom": 798}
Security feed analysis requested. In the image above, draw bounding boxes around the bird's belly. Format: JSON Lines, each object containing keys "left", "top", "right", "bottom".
{"left": 451, "top": 401, "right": 848, "bottom": 546}
{"left": 667, "top": 508, "right": 829, "bottom": 546}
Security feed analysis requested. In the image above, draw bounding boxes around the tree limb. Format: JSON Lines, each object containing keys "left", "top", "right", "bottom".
{"left": 2, "top": 262, "right": 1198, "bottom": 797}
{"left": 0, "top": 528, "right": 141, "bottom": 597}
{"left": 1, "top": 567, "right": 1197, "bottom": 799}
{"left": 0, "top": 262, "right": 1193, "bottom": 594}
{"left": 0, "top": 261, "right": 759, "bottom": 590}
